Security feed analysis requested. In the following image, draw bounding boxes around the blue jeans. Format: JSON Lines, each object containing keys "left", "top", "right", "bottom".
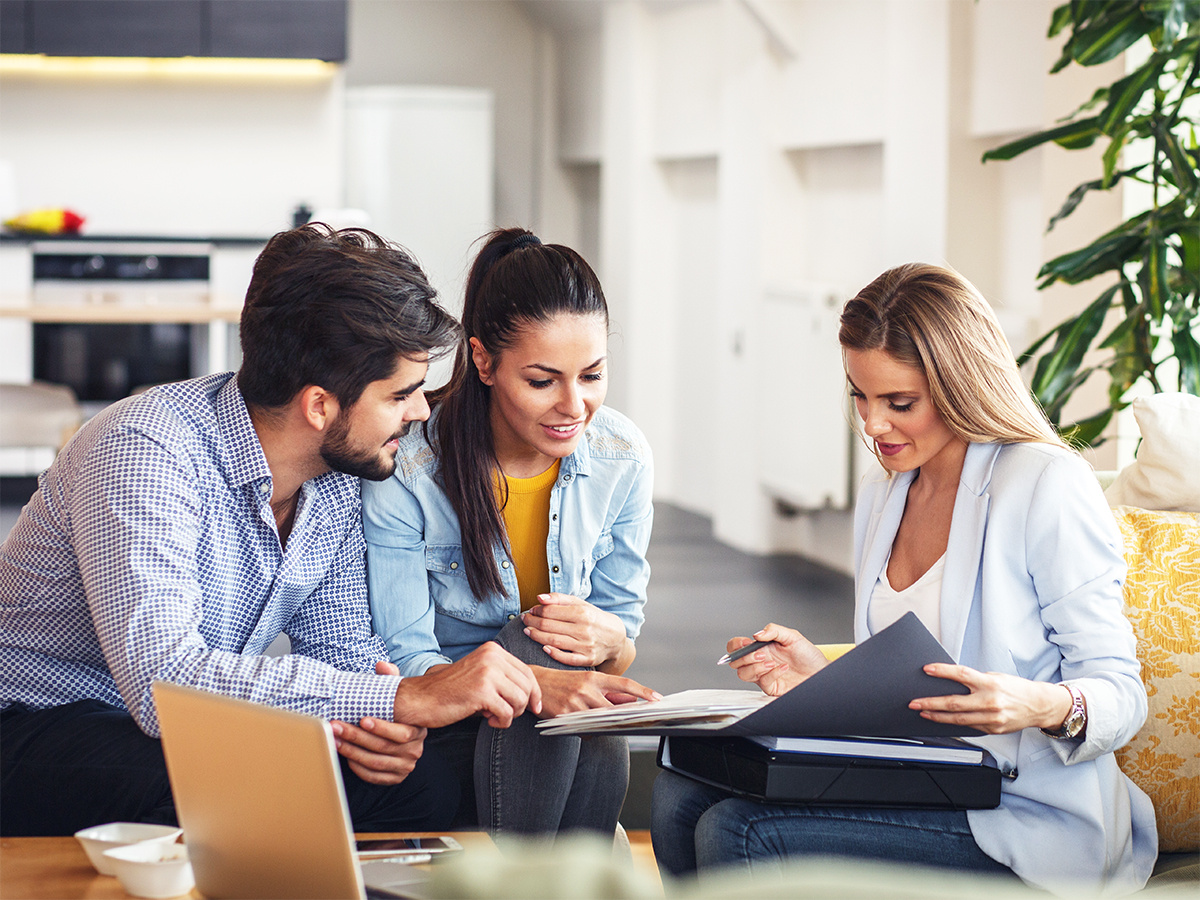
{"left": 651, "top": 770, "right": 1016, "bottom": 878}
{"left": 0, "top": 698, "right": 460, "bottom": 836}
{"left": 425, "top": 619, "right": 629, "bottom": 837}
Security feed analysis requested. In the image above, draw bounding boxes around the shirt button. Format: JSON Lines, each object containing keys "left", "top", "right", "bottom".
{"left": 552, "top": 514, "right": 558, "bottom": 521}
{"left": 562, "top": 474, "right": 573, "bottom": 483}
{"left": 552, "top": 565, "right": 560, "bottom": 573}
{"left": 450, "top": 562, "right": 458, "bottom": 570}
{"left": 507, "top": 614, "right": 517, "bottom": 621}
{"left": 501, "top": 560, "right": 510, "bottom": 569}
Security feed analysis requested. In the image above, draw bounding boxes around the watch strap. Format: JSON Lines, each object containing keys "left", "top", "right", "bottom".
{"left": 1041, "top": 683, "right": 1086, "bottom": 739}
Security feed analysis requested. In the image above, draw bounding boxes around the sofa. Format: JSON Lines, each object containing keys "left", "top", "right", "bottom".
{"left": 1101, "top": 393, "right": 1200, "bottom": 888}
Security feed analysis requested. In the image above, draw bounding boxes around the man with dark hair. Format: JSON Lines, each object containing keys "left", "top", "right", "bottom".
{"left": 0, "top": 225, "right": 541, "bottom": 836}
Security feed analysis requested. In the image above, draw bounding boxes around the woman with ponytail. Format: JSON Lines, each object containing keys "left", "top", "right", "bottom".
{"left": 361, "top": 228, "right": 659, "bottom": 837}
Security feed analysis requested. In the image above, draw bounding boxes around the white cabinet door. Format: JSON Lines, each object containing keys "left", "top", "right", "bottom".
{"left": 343, "top": 86, "right": 494, "bottom": 336}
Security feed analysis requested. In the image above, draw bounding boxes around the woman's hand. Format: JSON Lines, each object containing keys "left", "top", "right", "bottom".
{"left": 532, "top": 667, "right": 662, "bottom": 718}
{"left": 911, "top": 664, "right": 1076, "bottom": 735}
{"left": 727, "top": 623, "right": 829, "bottom": 697}
{"left": 522, "top": 593, "right": 629, "bottom": 669}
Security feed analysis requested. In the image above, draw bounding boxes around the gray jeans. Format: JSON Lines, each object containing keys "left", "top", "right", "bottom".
{"left": 425, "top": 618, "right": 630, "bottom": 837}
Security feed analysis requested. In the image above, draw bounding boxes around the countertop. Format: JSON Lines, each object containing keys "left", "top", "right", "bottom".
{"left": 0, "top": 233, "right": 271, "bottom": 247}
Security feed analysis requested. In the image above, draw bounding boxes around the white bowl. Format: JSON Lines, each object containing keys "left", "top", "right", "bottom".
{"left": 74, "top": 822, "right": 183, "bottom": 876}
{"left": 102, "top": 841, "right": 195, "bottom": 899}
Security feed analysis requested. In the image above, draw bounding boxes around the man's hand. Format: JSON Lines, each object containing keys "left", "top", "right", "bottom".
{"left": 392, "top": 642, "right": 542, "bottom": 729}
{"left": 331, "top": 717, "right": 425, "bottom": 785}
{"left": 327, "top": 660, "right": 422, "bottom": 785}
{"left": 533, "top": 667, "right": 661, "bottom": 718}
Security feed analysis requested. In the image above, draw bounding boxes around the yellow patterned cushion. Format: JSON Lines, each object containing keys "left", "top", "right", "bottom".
{"left": 1111, "top": 506, "right": 1200, "bottom": 852}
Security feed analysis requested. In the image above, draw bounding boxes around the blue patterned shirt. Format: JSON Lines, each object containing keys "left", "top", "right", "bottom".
{"left": 0, "top": 373, "right": 399, "bottom": 736}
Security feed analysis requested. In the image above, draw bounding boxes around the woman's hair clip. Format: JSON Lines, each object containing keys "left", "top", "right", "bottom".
{"left": 508, "top": 233, "right": 542, "bottom": 251}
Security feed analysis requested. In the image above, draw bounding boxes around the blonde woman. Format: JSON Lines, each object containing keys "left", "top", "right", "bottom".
{"left": 651, "top": 264, "right": 1156, "bottom": 894}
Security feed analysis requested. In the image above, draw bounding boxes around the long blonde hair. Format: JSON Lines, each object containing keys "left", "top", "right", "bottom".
{"left": 838, "top": 263, "right": 1065, "bottom": 451}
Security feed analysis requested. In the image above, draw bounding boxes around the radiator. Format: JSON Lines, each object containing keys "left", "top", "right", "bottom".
{"left": 754, "top": 284, "right": 854, "bottom": 510}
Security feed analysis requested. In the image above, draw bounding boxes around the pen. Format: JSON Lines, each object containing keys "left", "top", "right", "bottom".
{"left": 717, "top": 640, "right": 774, "bottom": 666}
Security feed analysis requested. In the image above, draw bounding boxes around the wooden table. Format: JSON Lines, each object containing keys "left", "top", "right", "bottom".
{"left": 0, "top": 832, "right": 495, "bottom": 899}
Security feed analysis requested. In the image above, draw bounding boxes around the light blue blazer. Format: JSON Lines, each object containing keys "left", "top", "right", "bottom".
{"left": 853, "top": 441, "right": 1157, "bottom": 894}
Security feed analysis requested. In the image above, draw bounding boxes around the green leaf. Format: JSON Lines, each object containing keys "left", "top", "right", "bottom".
{"left": 1069, "top": 7, "right": 1153, "bottom": 67}
{"left": 1049, "top": 2, "right": 1074, "bottom": 38}
{"left": 1037, "top": 229, "right": 1145, "bottom": 286}
{"left": 1045, "top": 171, "right": 1147, "bottom": 232}
{"left": 1172, "top": 324, "right": 1200, "bottom": 394}
{"left": 1147, "top": 239, "right": 1169, "bottom": 319}
{"left": 1160, "top": 127, "right": 1199, "bottom": 195}
{"left": 1029, "top": 289, "right": 1115, "bottom": 407}
{"left": 983, "top": 117, "right": 1102, "bottom": 162}
{"left": 1161, "top": 0, "right": 1197, "bottom": 44}
{"left": 1179, "top": 221, "right": 1200, "bottom": 276}
{"left": 1040, "top": 363, "right": 1101, "bottom": 422}
{"left": 1099, "top": 55, "right": 1167, "bottom": 133}
{"left": 1018, "top": 326, "right": 1061, "bottom": 367}
{"left": 1099, "top": 310, "right": 1139, "bottom": 349}
{"left": 1061, "top": 86, "right": 1112, "bottom": 121}
{"left": 1060, "top": 408, "right": 1115, "bottom": 448}
{"left": 1101, "top": 126, "right": 1130, "bottom": 186}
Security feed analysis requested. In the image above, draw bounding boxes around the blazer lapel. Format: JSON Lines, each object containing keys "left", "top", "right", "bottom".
{"left": 854, "top": 470, "right": 916, "bottom": 641}
{"left": 939, "top": 442, "right": 1000, "bottom": 662}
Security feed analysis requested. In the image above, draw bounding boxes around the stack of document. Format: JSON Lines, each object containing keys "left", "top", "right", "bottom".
{"left": 534, "top": 614, "right": 981, "bottom": 740}
{"left": 535, "top": 689, "right": 771, "bottom": 735}
{"left": 747, "top": 734, "right": 985, "bottom": 765}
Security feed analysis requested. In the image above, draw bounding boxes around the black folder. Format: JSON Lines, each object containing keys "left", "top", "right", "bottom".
{"left": 658, "top": 735, "right": 1002, "bottom": 809}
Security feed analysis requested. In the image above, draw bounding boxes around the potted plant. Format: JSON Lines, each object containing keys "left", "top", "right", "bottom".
{"left": 983, "top": 0, "right": 1199, "bottom": 446}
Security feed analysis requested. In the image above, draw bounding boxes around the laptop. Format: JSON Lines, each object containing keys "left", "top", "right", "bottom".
{"left": 152, "top": 680, "right": 431, "bottom": 900}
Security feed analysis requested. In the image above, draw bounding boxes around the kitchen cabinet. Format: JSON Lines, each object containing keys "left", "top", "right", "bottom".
{"left": 209, "top": 0, "right": 346, "bottom": 61}
{"left": 0, "top": 0, "right": 347, "bottom": 61}
{"left": 23, "top": 1, "right": 204, "bottom": 58}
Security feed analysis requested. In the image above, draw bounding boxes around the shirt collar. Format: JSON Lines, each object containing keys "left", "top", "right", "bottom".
{"left": 216, "top": 376, "right": 273, "bottom": 490}
{"left": 560, "top": 425, "right": 593, "bottom": 478}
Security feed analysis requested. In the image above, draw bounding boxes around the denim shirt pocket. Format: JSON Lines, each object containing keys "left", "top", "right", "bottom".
{"left": 577, "top": 530, "right": 615, "bottom": 597}
{"left": 425, "top": 544, "right": 479, "bottom": 622}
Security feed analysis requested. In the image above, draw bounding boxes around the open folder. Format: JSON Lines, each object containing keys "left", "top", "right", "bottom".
{"left": 536, "top": 613, "right": 978, "bottom": 739}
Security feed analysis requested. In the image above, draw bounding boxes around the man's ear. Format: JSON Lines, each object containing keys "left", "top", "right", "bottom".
{"left": 298, "top": 385, "right": 339, "bottom": 432}
{"left": 469, "top": 337, "right": 495, "bottom": 386}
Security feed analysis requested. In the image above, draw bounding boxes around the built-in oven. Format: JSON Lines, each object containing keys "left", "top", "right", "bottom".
{"left": 30, "top": 241, "right": 216, "bottom": 412}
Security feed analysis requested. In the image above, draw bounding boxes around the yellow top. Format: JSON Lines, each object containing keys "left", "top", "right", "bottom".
{"left": 498, "top": 460, "right": 560, "bottom": 610}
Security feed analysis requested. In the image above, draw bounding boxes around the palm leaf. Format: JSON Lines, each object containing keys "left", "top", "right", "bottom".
{"left": 1029, "top": 288, "right": 1116, "bottom": 407}
{"left": 1099, "top": 56, "right": 1167, "bottom": 134}
{"left": 1173, "top": 325, "right": 1200, "bottom": 394}
{"left": 983, "top": 117, "right": 1101, "bottom": 162}
{"left": 1060, "top": 408, "right": 1116, "bottom": 448}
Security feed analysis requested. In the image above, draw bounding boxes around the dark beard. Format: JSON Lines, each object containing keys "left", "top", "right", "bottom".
{"left": 320, "top": 417, "right": 409, "bottom": 481}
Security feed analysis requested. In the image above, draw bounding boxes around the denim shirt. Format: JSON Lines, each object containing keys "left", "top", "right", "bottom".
{"left": 361, "top": 405, "right": 653, "bottom": 676}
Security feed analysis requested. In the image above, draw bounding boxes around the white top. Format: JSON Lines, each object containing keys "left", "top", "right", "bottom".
{"left": 868, "top": 551, "right": 945, "bottom": 641}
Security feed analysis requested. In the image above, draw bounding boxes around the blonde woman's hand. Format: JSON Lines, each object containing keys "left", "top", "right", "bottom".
{"left": 910, "top": 664, "right": 1078, "bottom": 735}
{"left": 727, "top": 623, "right": 829, "bottom": 697}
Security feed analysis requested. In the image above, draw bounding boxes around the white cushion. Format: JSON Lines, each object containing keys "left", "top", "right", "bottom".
{"left": 1105, "top": 393, "right": 1200, "bottom": 512}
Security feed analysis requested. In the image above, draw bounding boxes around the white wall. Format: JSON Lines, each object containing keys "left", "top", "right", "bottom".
{"left": 0, "top": 69, "right": 342, "bottom": 237}
{"left": 535, "top": 0, "right": 1122, "bottom": 572}
{"left": 344, "top": 0, "right": 543, "bottom": 232}
{"left": 0, "top": 0, "right": 1126, "bottom": 573}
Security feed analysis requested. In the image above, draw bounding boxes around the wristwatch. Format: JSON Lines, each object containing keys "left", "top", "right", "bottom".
{"left": 1042, "top": 683, "right": 1086, "bottom": 739}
